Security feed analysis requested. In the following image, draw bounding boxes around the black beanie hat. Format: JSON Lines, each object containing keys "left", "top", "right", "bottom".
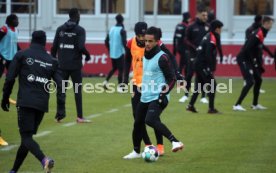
{"left": 134, "top": 22, "right": 147, "bottom": 35}
{"left": 254, "top": 14, "right": 262, "bottom": 23}
{"left": 31, "top": 30, "right": 46, "bottom": 46}
{"left": 210, "top": 20, "right": 223, "bottom": 32}
{"left": 115, "top": 14, "right": 124, "bottom": 23}
{"left": 182, "top": 12, "right": 190, "bottom": 22}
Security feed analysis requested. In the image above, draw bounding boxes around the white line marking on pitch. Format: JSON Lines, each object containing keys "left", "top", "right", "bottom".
{"left": 105, "top": 108, "right": 119, "bottom": 113}
{"left": 62, "top": 122, "right": 76, "bottom": 127}
{"left": 123, "top": 104, "right": 131, "bottom": 108}
{"left": 34, "top": 131, "right": 52, "bottom": 138}
{"left": 0, "top": 144, "right": 18, "bottom": 151}
{"left": 87, "top": 113, "right": 102, "bottom": 119}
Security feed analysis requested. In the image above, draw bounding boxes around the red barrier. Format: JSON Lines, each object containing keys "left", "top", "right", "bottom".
{"left": 19, "top": 43, "right": 276, "bottom": 77}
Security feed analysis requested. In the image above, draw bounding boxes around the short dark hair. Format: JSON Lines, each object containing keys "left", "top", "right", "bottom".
{"left": 69, "top": 8, "right": 79, "bottom": 20}
{"left": 254, "top": 14, "right": 262, "bottom": 23}
{"left": 210, "top": 20, "right": 224, "bottom": 32}
{"left": 115, "top": 14, "right": 124, "bottom": 23}
{"left": 262, "top": 16, "right": 274, "bottom": 24}
{"left": 146, "top": 27, "right": 162, "bottom": 41}
{"left": 6, "top": 14, "right": 18, "bottom": 26}
{"left": 197, "top": 4, "right": 208, "bottom": 13}
{"left": 31, "top": 30, "right": 46, "bottom": 46}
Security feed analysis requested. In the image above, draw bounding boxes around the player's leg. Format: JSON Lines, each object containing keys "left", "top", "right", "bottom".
{"left": 234, "top": 61, "right": 254, "bottom": 111}
{"left": 55, "top": 70, "right": 69, "bottom": 122}
{"left": 71, "top": 70, "right": 90, "bottom": 122}
{"left": 12, "top": 107, "right": 52, "bottom": 172}
{"left": 131, "top": 85, "right": 151, "bottom": 145}
{"left": 105, "top": 59, "right": 118, "bottom": 82}
{"left": 145, "top": 101, "right": 184, "bottom": 152}
{"left": 187, "top": 73, "right": 202, "bottom": 113}
{"left": 116, "top": 55, "right": 124, "bottom": 84}
{"left": 252, "top": 68, "right": 266, "bottom": 109}
{"left": 124, "top": 102, "right": 149, "bottom": 159}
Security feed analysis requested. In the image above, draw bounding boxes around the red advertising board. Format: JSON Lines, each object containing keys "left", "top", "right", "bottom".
{"left": 19, "top": 43, "right": 276, "bottom": 77}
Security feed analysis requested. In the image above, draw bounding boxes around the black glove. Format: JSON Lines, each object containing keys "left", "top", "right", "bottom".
{"left": 158, "top": 93, "right": 168, "bottom": 109}
{"left": 173, "top": 48, "right": 177, "bottom": 56}
{"left": 260, "top": 66, "right": 265, "bottom": 74}
{"left": 220, "top": 55, "right": 223, "bottom": 63}
{"left": 85, "top": 54, "right": 91, "bottom": 62}
{"left": 176, "top": 71, "right": 185, "bottom": 86}
{"left": 1, "top": 97, "right": 10, "bottom": 112}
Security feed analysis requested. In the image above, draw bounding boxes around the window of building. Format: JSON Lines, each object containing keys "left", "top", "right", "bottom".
{"left": 234, "top": 0, "right": 274, "bottom": 15}
{"left": 56, "top": 0, "right": 95, "bottom": 14}
{"left": 11, "top": 0, "right": 38, "bottom": 14}
{"left": 0, "top": 0, "right": 6, "bottom": 13}
{"left": 158, "top": 0, "right": 182, "bottom": 15}
{"left": 100, "top": 0, "right": 125, "bottom": 14}
{"left": 145, "top": 0, "right": 182, "bottom": 15}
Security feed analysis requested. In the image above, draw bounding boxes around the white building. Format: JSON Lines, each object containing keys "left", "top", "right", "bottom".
{"left": 0, "top": 0, "right": 276, "bottom": 45}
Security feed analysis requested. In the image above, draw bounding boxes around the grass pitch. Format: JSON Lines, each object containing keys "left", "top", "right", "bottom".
{"left": 0, "top": 78, "right": 276, "bottom": 173}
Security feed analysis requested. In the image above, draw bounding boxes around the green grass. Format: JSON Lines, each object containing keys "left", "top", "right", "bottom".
{"left": 0, "top": 77, "right": 276, "bottom": 173}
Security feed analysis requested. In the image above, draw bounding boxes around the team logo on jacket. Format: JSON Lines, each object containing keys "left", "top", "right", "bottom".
{"left": 59, "top": 31, "right": 64, "bottom": 37}
{"left": 205, "top": 26, "right": 209, "bottom": 31}
{"left": 26, "top": 58, "right": 34, "bottom": 65}
{"left": 27, "top": 74, "right": 35, "bottom": 82}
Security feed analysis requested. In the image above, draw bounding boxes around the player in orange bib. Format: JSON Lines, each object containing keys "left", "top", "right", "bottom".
{"left": 123, "top": 22, "right": 182, "bottom": 159}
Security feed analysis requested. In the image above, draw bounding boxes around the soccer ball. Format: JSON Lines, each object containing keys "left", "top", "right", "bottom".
{"left": 142, "top": 145, "right": 159, "bottom": 162}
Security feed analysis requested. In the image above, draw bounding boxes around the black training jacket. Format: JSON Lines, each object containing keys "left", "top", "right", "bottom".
{"left": 2, "top": 43, "right": 63, "bottom": 112}
{"left": 51, "top": 20, "right": 89, "bottom": 70}
{"left": 194, "top": 32, "right": 219, "bottom": 72}
{"left": 185, "top": 18, "right": 209, "bottom": 56}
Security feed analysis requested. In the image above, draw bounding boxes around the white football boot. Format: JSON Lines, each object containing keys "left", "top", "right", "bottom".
{"left": 123, "top": 150, "right": 141, "bottom": 159}
{"left": 200, "top": 97, "right": 209, "bottom": 104}
{"left": 233, "top": 105, "right": 247, "bottom": 111}
{"left": 251, "top": 104, "right": 267, "bottom": 110}
{"left": 171, "top": 141, "right": 184, "bottom": 152}
{"left": 179, "top": 95, "right": 189, "bottom": 103}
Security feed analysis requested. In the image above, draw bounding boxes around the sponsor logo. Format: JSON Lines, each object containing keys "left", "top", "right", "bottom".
{"left": 27, "top": 74, "right": 35, "bottom": 82}
{"left": 26, "top": 58, "right": 34, "bottom": 65}
{"left": 27, "top": 74, "right": 49, "bottom": 84}
{"left": 59, "top": 44, "right": 74, "bottom": 49}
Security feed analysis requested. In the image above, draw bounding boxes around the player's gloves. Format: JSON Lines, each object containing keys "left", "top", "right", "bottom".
{"left": 260, "top": 66, "right": 265, "bottom": 74}
{"left": 1, "top": 97, "right": 10, "bottom": 112}
{"left": 176, "top": 71, "right": 185, "bottom": 86}
{"left": 220, "top": 55, "right": 223, "bottom": 63}
{"left": 158, "top": 93, "right": 168, "bottom": 109}
{"left": 85, "top": 54, "right": 91, "bottom": 62}
{"left": 173, "top": 48, "right": 177, "bottom": 56}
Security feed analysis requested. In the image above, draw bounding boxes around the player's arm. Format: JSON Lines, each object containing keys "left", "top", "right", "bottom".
{"left": 1, "top": 52, "right": 22, "bottom": 111}
{"left": 172, "top": 26, "right": 178, "bottom": 55}
{"left": 0, "top": 26, "right": 7, "bottom": 60}
{"left": 160, "top": 43, "right": 183, "bottom": 81}
{"left": 205, "top": 40, "right": 216, "bottom": 72}
{"left": 123, "top": 39, "right": 132, "bottom": 84}
{"left": 262, "top": 44, "right": 274, "bottom": 57}
{"left": 184, "top": 25, "right": 197, "bottom": 52}
{"left": 158, "top": 54, "right": 176, "bottom": 96}
{"left": 51, "top": 27, "right": 60, "bottom": 58}
{"left": 104, "top": 33, "right": 110, "bottom": 52}
{"left": 121, "top": 29, "right": 127, "bottom": 50}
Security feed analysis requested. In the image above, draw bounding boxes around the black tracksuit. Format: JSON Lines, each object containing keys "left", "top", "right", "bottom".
{"left": 189, "top": 32, "right": 219, "bottom": 110}
{"left": 235, "top": 27, "right": 269, "bottom": 106}
{"left": 184, "top": 18, "right": 210, "bottom": 97}
{"left": 132, "top": 46, "right": 178, "bottom": 153}
{"left": 173, "top": 22, "right": 189, "bottom": 75}
{"left": 51, "top": 20, "right": 90, "bottom": 119}
{"left": 2, "top": 43, "right": 63, "bottom": 172}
